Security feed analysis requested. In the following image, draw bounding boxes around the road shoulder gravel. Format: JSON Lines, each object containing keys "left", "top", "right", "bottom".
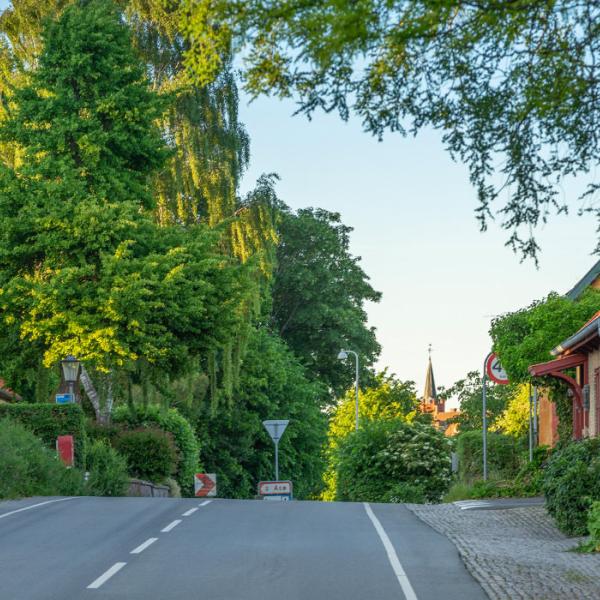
{"left": 406, "top": 502, "right": 600, "bottom": 599}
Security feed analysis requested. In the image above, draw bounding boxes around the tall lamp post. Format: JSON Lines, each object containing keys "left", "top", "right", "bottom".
{"left": 338, "top": 349, "right": 359, "bottom": 431}
{"left": 61, "top": 355, "right": 80, "bottom": 402}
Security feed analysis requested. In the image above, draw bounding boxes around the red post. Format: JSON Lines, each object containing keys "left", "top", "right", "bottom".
{"left": 56, "top": 435, "right": 74, "bottom": 467}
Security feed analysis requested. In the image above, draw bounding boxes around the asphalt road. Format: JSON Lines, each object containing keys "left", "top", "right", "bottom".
{"left": 0, "top": 496, "right": 487, "bottom": 600}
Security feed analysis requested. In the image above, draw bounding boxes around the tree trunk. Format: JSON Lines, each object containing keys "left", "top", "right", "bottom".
{"left": 80, "top": 365, "right": 101, "bottom": 422}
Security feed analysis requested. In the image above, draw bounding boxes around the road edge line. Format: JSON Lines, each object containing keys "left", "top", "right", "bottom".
{"left": 363, "top": 503, "right": 418, "bottom": 600}
{"left": 0, "top": 497, "right": 75, "bottom": 520}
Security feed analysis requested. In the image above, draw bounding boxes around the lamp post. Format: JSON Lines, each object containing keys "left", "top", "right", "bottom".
{"left": 338, "top": 349, "right": 359, "bottom": 431}
{"left": 61, "top": 355, "right": 80, "bottom": 402}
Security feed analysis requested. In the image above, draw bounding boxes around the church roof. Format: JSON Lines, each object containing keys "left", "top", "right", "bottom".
{"left": 423, "top": 357, "right": 437, "bottom": 402}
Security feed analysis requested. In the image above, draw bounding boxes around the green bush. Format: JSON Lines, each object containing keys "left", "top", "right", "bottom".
{"left": 382, "top": 482, "right": 426, "bottom": 503}
{"left": 113, "top": 405, "right": 200, "bottom": 496}
{"left": 0, "top": 418, "right": 83, "bottom": 498}
{"left": 584, "top": 501, "right": 600, "bottom": 552}
{"left": 543, "top": 438, "right": 600, "bottom": 535}
{"left": 85, "top": 440, "right": 129, "bottom": 496}
{"left": 335, "top": 419, "right": 452, "bottom": 503}
{"left": 115, "top": 428, "right": 178, "bottom": 483}
{"left": 164, "top": 477, "right": 181, "bottom": 498}
{"left": 456, "top": 430, "right": 520, "bottom": 481}
{"left": 0, "top": 403, "right": 87, "bottom": 468}
{"left": 85, "top": 421, "right": 122, "bottom": 446}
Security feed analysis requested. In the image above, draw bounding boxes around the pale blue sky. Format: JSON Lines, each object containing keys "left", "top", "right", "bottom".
{"left": 237, "top": 93, "right": 598, "bottom": 398}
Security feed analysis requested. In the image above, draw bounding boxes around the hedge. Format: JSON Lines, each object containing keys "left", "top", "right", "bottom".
{"left": 113, "top": 405, "right": 200, "bottom": 496}
{"left": 0, "top": 418, "right": 84, "bottom": 499}
{"left": 115, "top": 428, "right": 178, "bottom": 483}
{"left": 543, "top": 438, "right": 600, "bottom": 535}
{"left": 0, "top": 403, "right": 87, "bottom": 468}
{"left": 456, "top": 430, "right": 520, "bottom": 481}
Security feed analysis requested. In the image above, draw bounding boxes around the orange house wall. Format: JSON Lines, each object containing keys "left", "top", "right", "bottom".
{"left": 538, "top": 388, "right": 558, "bottom": 447}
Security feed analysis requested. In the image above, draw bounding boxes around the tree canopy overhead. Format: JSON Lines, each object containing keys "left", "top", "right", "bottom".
{"left": 181, "top": 0, "right": 600, "bottom": 260}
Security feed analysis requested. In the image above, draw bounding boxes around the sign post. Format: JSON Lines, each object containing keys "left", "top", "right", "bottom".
{"left": 483, "top": 353, "right": 509, "bottom": 481}
{"left": 263, "top": 420, "right": 289, "bottom": 480}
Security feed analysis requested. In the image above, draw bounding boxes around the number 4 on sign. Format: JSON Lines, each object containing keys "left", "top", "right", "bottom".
{"left": 486, "top": 353, "right": 509, "bottom": 385}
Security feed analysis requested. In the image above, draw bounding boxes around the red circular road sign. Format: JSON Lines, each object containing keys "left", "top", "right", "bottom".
{"left": 485, "top": 353, "right": 509, "bottom": 385}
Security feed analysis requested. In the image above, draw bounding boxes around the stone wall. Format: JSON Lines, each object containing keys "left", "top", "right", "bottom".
{"left": 127, "top": 478, "right": 170, "bottom": 498}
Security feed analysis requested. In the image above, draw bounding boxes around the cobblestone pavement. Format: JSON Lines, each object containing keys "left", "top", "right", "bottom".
{"left": 406, "top": 503, "right": 600, "bottom": 599}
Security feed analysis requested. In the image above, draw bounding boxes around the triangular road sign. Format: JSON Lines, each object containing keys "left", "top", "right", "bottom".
{"left": 263, "top": 420, "right": 289, "bottom": 443}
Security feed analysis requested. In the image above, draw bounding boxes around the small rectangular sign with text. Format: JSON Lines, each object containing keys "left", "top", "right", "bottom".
{"left": 258, "top": 481, "right": 292, "bottom": 496}
{"left": 55, "top": 393, "right": 74, "bottom": 404}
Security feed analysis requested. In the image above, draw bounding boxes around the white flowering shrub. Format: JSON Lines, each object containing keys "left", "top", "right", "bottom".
{"left": 335, "top": 419, "right": 452, "bottom": 503}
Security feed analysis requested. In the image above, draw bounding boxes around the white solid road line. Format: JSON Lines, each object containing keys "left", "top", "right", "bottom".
{"left": 199, "top": 500, "right": 212, "bottom": 507}
{"left": 0, "top": 497, "right": 75, "bottom": 520}
{"left": 161, "top": 519, "right": 182, "bottom": 532}
{"left": 182, "top": 507, "right": 198, "bottom": 517}
{"left": 87, "top": 562, "right": 127, "bottom": 589}
{"left": 130, "top": 537, "right": 158, "bottom": 554}
{"left": 453, "top": 500, "right": 492, "bottom": 510}
{"left": 364, "top": 503, "right": 418, "bottom": 600}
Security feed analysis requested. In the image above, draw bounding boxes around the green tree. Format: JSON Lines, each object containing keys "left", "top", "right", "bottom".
{"left": 322, "top": 372, "right": 418, "bottom": 500}
{"left": 492, "top": 384, "right": 531, "bottom": 439}
{"left": 0, "top": 1, "right": 279, "bottom": 403}
{"left": 490, "top": 290, "right": 600, "bottom": 384}
{"left": 442, "top": 371, "right": 515, "bottom": 432}
{"left": 195, "top": 328, "right": 328, "bottom": 500}
{"left": 271, "top": 207, "right": 381, "bottom": 397}
{"left": 181, "top": 0, "right": 600, "bottom": 260}
{"left": 0, "top": 0, "right": 246, "bottom": 411}
{"left": 328, "top": 372, "right": 418, "bottom": 444}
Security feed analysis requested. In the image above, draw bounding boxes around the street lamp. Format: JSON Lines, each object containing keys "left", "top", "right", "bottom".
{"left": 61, "top": 355, "right": 80, "bottom": 401}
{"left": 338, "top": 349, "right": 359, "bottom": 431}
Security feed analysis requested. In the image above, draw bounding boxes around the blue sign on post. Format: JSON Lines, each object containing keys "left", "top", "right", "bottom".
{"left": 55, "top": 393, "right": 74, "bottom": 404}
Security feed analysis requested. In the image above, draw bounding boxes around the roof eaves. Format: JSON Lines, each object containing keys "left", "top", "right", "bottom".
{"left": 566, "top": 259, "right": 600, "bottom": 300}
{"left": 551, "top": 317, "right": 600, "bottom": 356}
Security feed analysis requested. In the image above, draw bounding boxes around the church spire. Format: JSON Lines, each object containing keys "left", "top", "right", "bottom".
{"left": 423, "top": 346, "right": 437, "bottom": 405}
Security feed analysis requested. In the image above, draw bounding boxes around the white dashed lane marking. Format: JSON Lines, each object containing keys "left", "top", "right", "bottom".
{"left": 87, "top": 562, "right": 127, "bottom": 589}
{"left": 130, "top": 538, "right": 158, "bottom": 554}
{"left": 161, "top": 519, "right": 182, "bottom": 533}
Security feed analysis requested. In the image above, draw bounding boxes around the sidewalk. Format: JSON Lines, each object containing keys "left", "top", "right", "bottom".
{"left": 407, "top": 502, "right": 600, "bottom": 599}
